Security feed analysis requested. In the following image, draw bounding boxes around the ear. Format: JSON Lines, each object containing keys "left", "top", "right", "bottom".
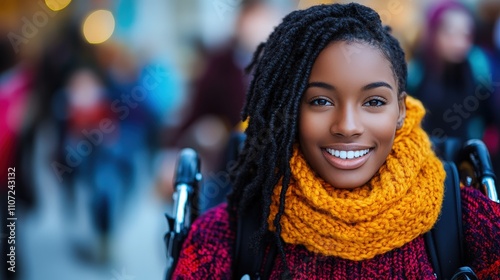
{"left": 396, "top": 92, "right": 407, "bottom": 130}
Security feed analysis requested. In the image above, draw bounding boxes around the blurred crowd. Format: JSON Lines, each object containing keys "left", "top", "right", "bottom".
{"left": 0, "top": 0, "right": 499, "bottom": 279}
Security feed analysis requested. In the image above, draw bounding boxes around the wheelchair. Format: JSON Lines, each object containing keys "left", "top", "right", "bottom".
{"left": 163, "top": 134, "right": 498, "bottom": 280}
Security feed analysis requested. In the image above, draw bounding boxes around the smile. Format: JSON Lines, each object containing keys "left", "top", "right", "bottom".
{"left": 325, "top": 148, "right": 370, "bottom": 159}
{"left": 322, "top": 147, "right": 372, "bottom": 170}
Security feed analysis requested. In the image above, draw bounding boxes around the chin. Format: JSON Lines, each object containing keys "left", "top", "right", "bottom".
{"left": 326, "top": 177, "right": 370, "bottom": 190}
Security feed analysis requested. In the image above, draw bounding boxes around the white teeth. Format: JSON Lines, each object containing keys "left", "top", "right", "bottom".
{"left": 326, "top": 148, "right": 370, "bottom": 159}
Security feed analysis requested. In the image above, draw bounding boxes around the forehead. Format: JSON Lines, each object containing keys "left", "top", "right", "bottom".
{"left": 309, "top": 41, "right": 396, "bottom": 86}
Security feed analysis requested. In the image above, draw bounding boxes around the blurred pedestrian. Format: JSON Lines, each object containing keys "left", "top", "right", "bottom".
{"left": 407, "top": 1, "right": 495, "bottom": 148}
{"left": 476, "top": 1, "right": 500, "bottom": 188}
{"left": 168, "top": 0, "right": 282, "bottom": 212}
{"left": 0, "top": 31, "right": 34, "bottom": 280}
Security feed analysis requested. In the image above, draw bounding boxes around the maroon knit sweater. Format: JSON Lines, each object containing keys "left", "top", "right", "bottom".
{"left": 172, "top": 187, "right": 500, "bottom": 279}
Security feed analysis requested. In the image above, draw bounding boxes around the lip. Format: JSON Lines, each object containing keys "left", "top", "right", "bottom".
{"left": 321, "top": 147, "right": 372, "bottom": 170}
{"left": 323, "top": 144, "right": 372, "bottom": 150}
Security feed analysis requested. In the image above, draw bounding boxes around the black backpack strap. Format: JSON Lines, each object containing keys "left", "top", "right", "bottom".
{"left": 234, "top": 206, "right": 261, "bottom": 279}
{"left": 233, "top": 202, "right": 277, "bottom": 280}
{"left": 424, "top": 161, "right": 469, "bottom": 279}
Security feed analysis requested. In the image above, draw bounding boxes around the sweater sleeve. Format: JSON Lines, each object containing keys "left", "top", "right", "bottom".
{"left": 171, "top": 203, "right": 234, "bottom": 280}
{"left": 461, "top": 187, "right": 500, "bottom": 279}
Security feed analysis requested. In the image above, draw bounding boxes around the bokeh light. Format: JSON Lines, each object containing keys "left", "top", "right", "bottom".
{"left": 82, "top": 9, "right": 115, "bottom": 44}
{"left": 45, "top": 0, "right": 71, "bottom": 11}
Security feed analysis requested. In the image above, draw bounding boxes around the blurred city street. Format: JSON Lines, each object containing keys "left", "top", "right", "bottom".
{"left": 16, "top": 121, "right": 171, "bottom": 280}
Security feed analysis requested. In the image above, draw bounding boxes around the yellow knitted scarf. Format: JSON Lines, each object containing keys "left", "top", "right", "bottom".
{"left": 268, "top": 96, "right": 445, "bottom": 261}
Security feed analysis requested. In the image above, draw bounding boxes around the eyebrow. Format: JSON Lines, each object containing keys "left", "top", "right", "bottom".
{"left": 306, "top": 81, "right": 393, "bottom": 91}
{"left": 307, "top": 81, "right": 334, "bottom": 90}
{"left": 362, "top": 81, "right": 393, "bottom": 91}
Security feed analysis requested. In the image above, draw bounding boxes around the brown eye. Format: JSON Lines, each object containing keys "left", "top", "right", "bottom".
{"left": 364, "top": 99, "right": 385, "bottom": 107}
{"left": 310, "top": 98, "right": 333, "bottom": 106}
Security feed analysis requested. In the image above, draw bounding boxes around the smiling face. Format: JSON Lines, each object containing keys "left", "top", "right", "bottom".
{"left": 299, "top": 41, "right": 406, "bottom": 189}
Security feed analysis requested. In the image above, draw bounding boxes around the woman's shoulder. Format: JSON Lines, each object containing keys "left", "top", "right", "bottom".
{"left": 460, "top": 186, "right": 500, "bottom": 228}
{"left": 189, "top": 202, "right": 233, "bottom": 241}
{"left": 460, "top": 187, "right": 500, "bottom": 278}
{"left": 172, "top": 203, "right": 234, "bottom": 279}
{"left": 460, "top": 186, "right": 500, "bottom": 241}
{"left": 460, "top": 187, "right": 500, "bottom": 216}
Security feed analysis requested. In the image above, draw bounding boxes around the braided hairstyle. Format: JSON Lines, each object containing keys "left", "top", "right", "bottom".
{"left": 227, "top": 2, "right": 407, "bottom": 275}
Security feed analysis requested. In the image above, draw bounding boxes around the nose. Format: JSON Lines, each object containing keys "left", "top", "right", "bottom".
{"left": 330, "top": 106, "right": 364, "bottom": 138}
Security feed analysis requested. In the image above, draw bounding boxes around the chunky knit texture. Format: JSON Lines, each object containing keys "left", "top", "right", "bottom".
{"left": 172, "top": 187, "right": 500, "bottom": 279}
{"left": 462, "top": 187, "right": 500, "bottom": 279}
{"left": 268, "top": 96, "right": 446, "bottom": 261}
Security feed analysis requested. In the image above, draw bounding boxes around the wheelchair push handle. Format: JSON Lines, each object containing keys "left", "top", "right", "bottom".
{"left": 175, "top": 148, "right": 202, "bottom": 187}
{"left": 165, "top": 148, "right": 202, "bottom": 280}
{"left": 459, "top": 139, "right": 499, "bottom": 203}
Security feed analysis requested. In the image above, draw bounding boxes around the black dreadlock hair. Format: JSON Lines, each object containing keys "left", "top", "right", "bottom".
{"left": 227, "top": 2, "right": 407, "bottom": 277}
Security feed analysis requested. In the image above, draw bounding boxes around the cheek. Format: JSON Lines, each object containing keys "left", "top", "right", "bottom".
{"left": 375, "top": 125, "right": 397, "bottom": 144}
{"left": 367, "top": 114, "right": 398, "bottom": 150}
{"left": 299, "top": 111, "right": 328, "bottom": 143}
{"left": 299, "top": 112, "right": 342, "bottom": 160}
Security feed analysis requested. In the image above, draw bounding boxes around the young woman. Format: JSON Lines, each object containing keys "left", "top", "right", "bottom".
{"left": 172, "top": 3, "right": 500, "bottom": 279}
